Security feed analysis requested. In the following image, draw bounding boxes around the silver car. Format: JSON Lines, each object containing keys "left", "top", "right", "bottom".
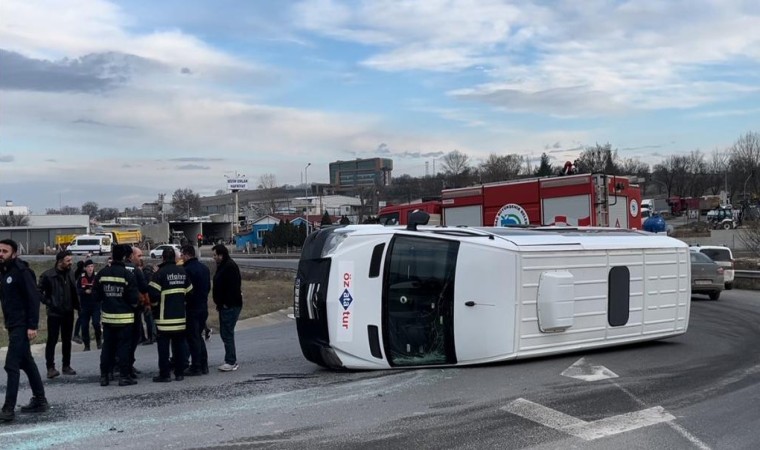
{"left": 690, "top": 251, "right": 725, "bottom": 300}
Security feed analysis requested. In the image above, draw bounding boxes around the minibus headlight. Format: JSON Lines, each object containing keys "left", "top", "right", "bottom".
{"left": 321, "top": 229, "right": 356, "bottom": 257}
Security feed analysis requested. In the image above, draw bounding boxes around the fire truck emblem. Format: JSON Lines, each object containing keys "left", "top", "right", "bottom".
{"left": 494, "top": 203, "right": 530, "bottom": 227}
{"left": 630, "top": 199, "right": 639, "bottom": 217}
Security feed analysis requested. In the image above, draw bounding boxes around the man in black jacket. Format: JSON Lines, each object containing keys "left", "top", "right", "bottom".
{"left": 211, "top": 244, "right": 242, "bottom": 372}
{"left": 0, "top": 239, "right": 49, "bottom": 422}
{"left": 39, "top": 250, "right": 80, "bottom": 378}
{"left": 181, "top": 245, "right": 210, "bottom": 376}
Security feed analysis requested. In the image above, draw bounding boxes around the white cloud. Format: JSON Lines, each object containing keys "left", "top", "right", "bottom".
{"left": 292, "top": 0, "right": 760, "bottom": 112}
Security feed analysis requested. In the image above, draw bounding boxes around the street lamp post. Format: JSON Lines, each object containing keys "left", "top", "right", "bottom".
{"left": 304, "top": 163, "right": 311, "bottom": 197}
{"left": 743, "top": 173, "right": 753, "bottom": 201}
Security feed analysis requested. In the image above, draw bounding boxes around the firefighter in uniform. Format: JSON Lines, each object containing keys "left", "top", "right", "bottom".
{"left": 148, "top": 247, "right": 192, "bottom": 382}
{"left": 96, "top": 244, "right": 139, "bottom": 387}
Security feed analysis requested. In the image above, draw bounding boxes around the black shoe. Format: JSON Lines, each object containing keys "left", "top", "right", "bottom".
{"left": 0, "top": 405, "right": 14, "bottom": 422}
{"left": 174, "top": 375, "right": 184, "bottom": 381}
{"left": 131, "top": 367, "right": 142, "bottom": 375}
{"left": 100, "top": 376, "right": 110, "bottom": 386}
{"left": 118, "top": 377, "right": 137, "bottom": 386}
{"left": 83, "top": 345, "right": 91, "bottom": 352}
{"left": 201, "top": 366, "right": 209, "bottom": 375}
{"left": 20, "top": 396, "right": 49, "bottom": 413}
{"left": 152, "top": 376, "right": 172, "bottom": 383}
{"left": 184, "top": 368, "right": 203, "bottom": 376}
{"left": 96, "top": 339, "right": 102, "bottom": 350}
{"left": 72, "top": 335, "right": 83, "bottom": 345}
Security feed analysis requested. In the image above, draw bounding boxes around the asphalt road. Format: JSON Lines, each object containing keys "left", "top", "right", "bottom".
{"left": 2, "top": 290, "right": 760, "bottom": 449}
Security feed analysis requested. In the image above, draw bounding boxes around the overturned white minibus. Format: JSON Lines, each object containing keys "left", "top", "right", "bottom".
{"left": 294, "top": 213, "right": 690, "bottom": 370}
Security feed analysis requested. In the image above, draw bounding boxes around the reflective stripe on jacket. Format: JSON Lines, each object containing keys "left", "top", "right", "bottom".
{"left": 148, "top": 261, "right": 192, "bottom": 332}
{"left": 95, "top": 262, "right": 139, "bottom": 326}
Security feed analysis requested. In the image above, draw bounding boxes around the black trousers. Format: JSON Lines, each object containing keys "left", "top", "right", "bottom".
{"left": 4, "top": 327, "right": 45, "bottom": 407}
{"left": 46, "top": 311, "right": 74, "bottom": 369}
{"left": 186, "top": 310, "right": 208, "bottom": 371}
{"left": 157, "top": 331, "right": 188, "bottom": 378}
{"left": 100, "top": 324, "right": 132, "bottom": 378}
{"left": 130, "top": 309, "right": 143, "bottom": 367}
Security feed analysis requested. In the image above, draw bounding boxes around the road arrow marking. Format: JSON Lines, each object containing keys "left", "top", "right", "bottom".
{"left": 502, "top": 398, "right": 675, "bottom": 441}
{"left": 561, "top": 357, "right": 618, "bottom": 381}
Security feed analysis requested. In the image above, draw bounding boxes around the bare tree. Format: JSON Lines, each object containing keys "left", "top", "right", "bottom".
{"left": 706, "top": 148, "right": 730, "bottom": 195}
{"left": 81, "top": 201, "right": 99, "bottom": 218}
{"left": 441, "top": 150, "right": 471, "bottom": 176}
{"left": 171, "top": 188, "right": 201, "bottom": 218}
{"left": 652, "top": 155, "right": 688, "bottom": 198}
{"left": 729, "top": 131, "right": 760, "bottom": 201}
{"left": 98, "top": 207, "right": 119, "bottom": 222}
{"left": 574, "top": 143, "right": 620, "bottom": 174}
{"left": 684, "top": 151, "right": 708, "bottom": 197}
{"left": 0, "top": 214, "right": 30, "bottom": 226}
{"left": 258, "top": 173, "right": 279, "bottom": 214}
{"left": 478, "top": 154, "right": 524, "bottom": 183}
{"left": 441, "top": 150, "right": 474, "bottom": 188}
{"left": 46, "top": 206, "right": 81, "bottom": 215}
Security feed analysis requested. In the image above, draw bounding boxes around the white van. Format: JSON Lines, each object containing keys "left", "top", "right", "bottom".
{"left": 68, "top": 234, "right": 112, "bottom": 255}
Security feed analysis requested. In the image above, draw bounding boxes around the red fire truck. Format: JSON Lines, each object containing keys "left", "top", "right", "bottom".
{"left": 442, "top": 173, "right": 642, "bottom": 228}
{"left": 377, "top": 200, "right": 442, "bottom": 226}
{"left": 378, "top": 173, "right": 643, "bottom": 229}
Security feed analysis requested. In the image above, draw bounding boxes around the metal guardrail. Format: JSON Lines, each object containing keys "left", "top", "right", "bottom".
{"left": 734, "top": 270, "right": 760, "bottom": 280}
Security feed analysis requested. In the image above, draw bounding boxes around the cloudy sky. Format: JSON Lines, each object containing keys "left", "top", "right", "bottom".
{"left": 2, "top": 0, "right": 760, "bottom": 213}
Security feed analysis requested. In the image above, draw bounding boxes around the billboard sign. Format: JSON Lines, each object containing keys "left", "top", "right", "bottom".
{"left": 227, "top": 178, "right": 249, "bottom": 191}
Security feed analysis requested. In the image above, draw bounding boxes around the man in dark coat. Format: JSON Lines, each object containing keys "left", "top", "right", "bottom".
{"left": 211, "top": 244, "right": 242, "bottom": 371}
{"left": 0, "top": 239, "right": 48, "bottom": 422}
{"left": 39, "top": 250, "right": 80, "bottom": 378}
{"left": 180, "top": 245, "right": 211, "bottom": 376}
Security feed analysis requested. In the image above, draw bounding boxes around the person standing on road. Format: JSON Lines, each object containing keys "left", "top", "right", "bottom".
{"left": 148, "top": 247, "right": 191, "bottom": 382}
{"left": 180, "top": 245, "right": 210, "bottom": 376}
{"left": 0, "top": 239, "right": 49, "bottom": 422}
{"left": 211, "top": 244, "right": 242, "bottom": 372}
{"left": 76, "top": 259, "right": 101, "bottom": 351}
{"left": 125, "top": 246, "right": 149, "bottom": 379}
{"left": 72, "top": 260, "right": 85, "bottom": 345}
{"left": 38, "top": 250, "right": 80, "bottom": 379}
{"left": 96, "top": 244, "right": 139, "bottom": 387}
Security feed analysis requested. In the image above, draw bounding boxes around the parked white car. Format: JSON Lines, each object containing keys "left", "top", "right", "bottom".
{"left": 149, "top": 244, "right": 181, "bottom": 259}
{"left": 690, "top": 245, "right": 735, "bottom": 289}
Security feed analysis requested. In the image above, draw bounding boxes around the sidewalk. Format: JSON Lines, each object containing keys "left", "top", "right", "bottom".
{"left": 0, "top": 307, "right": 295, "bottom": 360}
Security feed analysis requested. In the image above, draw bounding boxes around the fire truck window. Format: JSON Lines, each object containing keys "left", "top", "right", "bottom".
{"left": 378, "top": 212, "right": 399, "bottom": 226}
{"left": 608, "top": 266, "right": 630, "bottom": 327}
{"left": 383, "top": 235, "right": 458, "bottom": 367}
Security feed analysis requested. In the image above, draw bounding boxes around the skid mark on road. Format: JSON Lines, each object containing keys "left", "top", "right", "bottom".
{"left": 0, "top": 370, "right": 444, "bottom": 449}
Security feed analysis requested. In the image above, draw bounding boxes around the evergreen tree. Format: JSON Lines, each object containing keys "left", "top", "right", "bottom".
{"left": 321, "top": 211, "right": 333, "bottom": 226}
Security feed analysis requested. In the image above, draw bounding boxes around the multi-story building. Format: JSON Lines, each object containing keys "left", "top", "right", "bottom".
{"left": 329, "top": 158, "right": 393, "bottom": 191}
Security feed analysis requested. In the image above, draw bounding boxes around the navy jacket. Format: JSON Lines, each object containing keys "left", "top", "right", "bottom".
{"left": 0, "top": 258, "right": 42, "bottom": 330}
{"left": 183, "top": 257, "right": 210, "bottom": 313}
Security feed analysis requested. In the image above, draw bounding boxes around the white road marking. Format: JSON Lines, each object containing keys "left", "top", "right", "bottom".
{"left": 502, "top": 398, "right": 675, "bottom": 441}
{"left": 611, "top": 380, "right": 712, "bottom": 450}
{"left": 561, "top": 357, "right": 619, "bottom": 382}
